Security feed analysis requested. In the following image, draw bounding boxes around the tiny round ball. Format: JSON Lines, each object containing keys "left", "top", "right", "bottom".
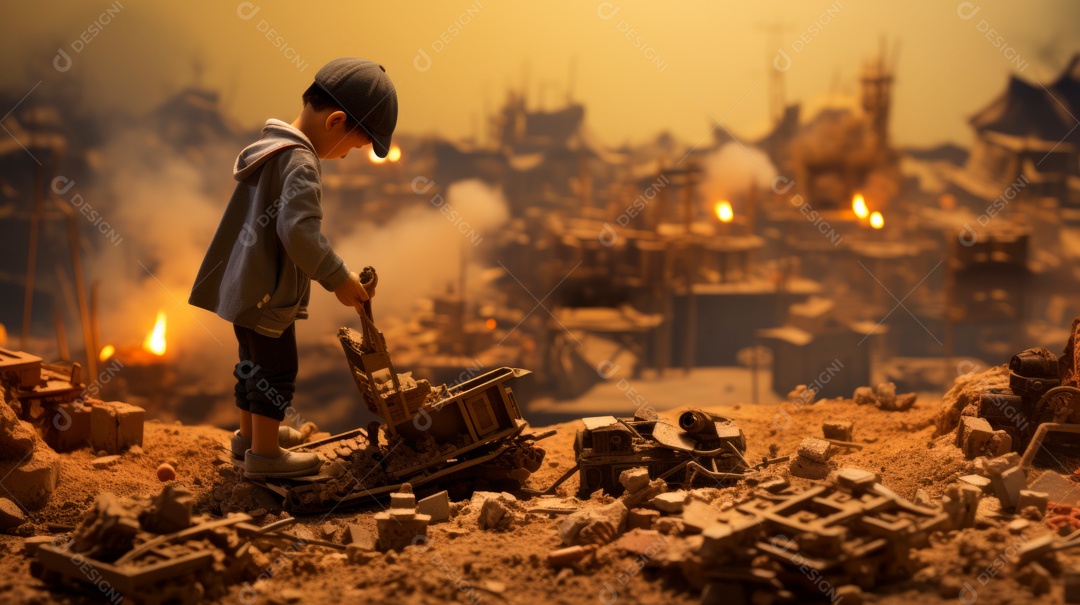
{"left": 156, "top": 463, "right": 176, "bottom": 482}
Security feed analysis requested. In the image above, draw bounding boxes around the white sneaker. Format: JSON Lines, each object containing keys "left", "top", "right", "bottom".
{"left": 243, "top": 449, "right": 322, "bottom": 479}
{"left": 231, "top": 426, "right": 305, "bottom": 460}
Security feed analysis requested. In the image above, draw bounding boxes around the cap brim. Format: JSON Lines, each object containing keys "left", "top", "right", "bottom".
{"left": 360, "top": 123, "right": 392, "bottom": 158}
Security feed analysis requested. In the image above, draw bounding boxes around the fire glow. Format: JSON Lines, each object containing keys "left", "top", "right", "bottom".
{"left": 715, "top": 200, "right": 733, "bottom": 223}
{"left": 869, "top": 211, "right": 884, "bottom": 229}
{"left": 852, "top": 193, "right": 869, "bottom": 219}
{"left": 143, "top": 311, "right": 167, "bottom": 356}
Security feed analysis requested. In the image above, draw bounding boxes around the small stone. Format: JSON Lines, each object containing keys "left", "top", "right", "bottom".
{"left": 874, "top": 382, "right": 897, "bottom": 406}
{"left": 1016, "top": 490, "right": 1049, "bottom": 515}
{"left": 822, "top": 421, "right": 853, "bottom": 442}
{"left": 1006, "top": 518, "right": 1030, "bottom": 534}
{"left": 91, "top": 455, "right": 121, "bottom": 469}
{"left": 127, "top": 445, "right": 144, "bottom": 457}
{"left": 797, "top": 438, "right": 832, "bottom": 463}
{"left": 852, "top": 387, "right": 876, "bottom": 405}
{"left": 760, "top": 478, "right": 790, "bottom": 493}
{"left": 156, "top": 463, "right": 177, "bottom": 482}
{"left": 958, "top": 475, "right": 992, "bottom": 492}
{"left": 649, "top": 492, "right": 686, "bottom": 514}
{"left": 0, "top": 498, "right": 27, "bottom": 531}
{"left": 836, "top": 467, "right": 878, "bottom": 491}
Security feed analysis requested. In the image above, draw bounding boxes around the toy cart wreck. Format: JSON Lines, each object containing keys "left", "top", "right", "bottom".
{"left": 253, "top": 313, "right": 550, "bottom": 513}
{"left": 530, "top": 409, "right": 781, "bottom": 498}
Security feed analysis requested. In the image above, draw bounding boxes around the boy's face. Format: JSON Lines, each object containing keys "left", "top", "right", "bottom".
{"left": 319, "top": 110, "right": 372, "bottom": 159}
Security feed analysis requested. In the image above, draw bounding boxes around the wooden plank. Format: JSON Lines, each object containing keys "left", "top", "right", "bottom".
{"left": 114, "top": 513, "right": 251, "bottom": 565}
{"left": 37, "top": 544, "right": 136, "bottom": 594}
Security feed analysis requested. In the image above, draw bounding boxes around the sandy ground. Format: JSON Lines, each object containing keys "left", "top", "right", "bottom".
{"left": 2, "top": 391, "right": 1078, "bottom": 604}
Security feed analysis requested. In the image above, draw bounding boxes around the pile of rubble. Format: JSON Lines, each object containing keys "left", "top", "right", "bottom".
{"left": 29, "top": 485, "right": 335, "bottom": 605}
{"left": 0, "top": 380, "right": 60, "bottom": 531}
{"left": 853, "top": 381, "right": 918, "bottom": 411}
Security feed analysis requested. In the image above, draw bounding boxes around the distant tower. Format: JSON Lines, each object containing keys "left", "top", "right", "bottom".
{"left": 860, "top": 39, "right": 897, "bottom": 148}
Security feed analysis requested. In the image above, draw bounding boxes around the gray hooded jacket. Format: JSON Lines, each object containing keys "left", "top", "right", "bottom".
{"left": 188, "top": 119, "right": 349, "bottom": 337}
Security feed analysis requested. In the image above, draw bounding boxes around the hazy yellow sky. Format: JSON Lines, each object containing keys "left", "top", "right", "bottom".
{"left": 4, "top": 0, "right": 1078, "bottom": 148}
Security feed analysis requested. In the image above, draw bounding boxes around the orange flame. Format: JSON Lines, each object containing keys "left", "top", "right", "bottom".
{"left": 99, "top": 344, "right": 115, "bottom": 362}
{"left": 387, "top": 145, "right": 402, "bottom": 162}
{"left": 869, "top": 211, "right": 884, "bottom": 229}
{"left": 143, "top": 311, "right": 167, "bottom": 356}
{"left": 852, "top": 194, "right": 869, "bottom": 219}
{"left": 368, "top": 148, "right": 386, "bottom": 164}
{"left": 715, "top": 201, "right": 733, "bottom": 223}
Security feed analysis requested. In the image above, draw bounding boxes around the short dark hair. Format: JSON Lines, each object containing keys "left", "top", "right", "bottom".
{"left": 302, "top": 82, "right": 363, "bottom": 131}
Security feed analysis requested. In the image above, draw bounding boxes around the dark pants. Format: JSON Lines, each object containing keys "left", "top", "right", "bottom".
{"left": 233, "top": 323, "right": 297, "bottom": 421}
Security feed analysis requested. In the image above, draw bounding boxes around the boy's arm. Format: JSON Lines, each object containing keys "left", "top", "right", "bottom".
{"left": 275, "top": 157, "right": 349, "bottom": 291}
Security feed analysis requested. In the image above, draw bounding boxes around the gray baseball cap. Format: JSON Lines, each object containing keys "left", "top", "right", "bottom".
{"left": 314, "top": 58, "right": 398, "bottom": 158}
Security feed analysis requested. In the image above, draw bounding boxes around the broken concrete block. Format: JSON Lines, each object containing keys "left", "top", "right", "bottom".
{"left": 654, "top": 517, "right": 683, "bottom": 534}
{"left": 0, "top": 447, "right": 60, "bottom": 507}
{"left": 790, "top": 455, "right": 830, "bottom": 480}
{"left": 798, "top": 438, "right": 832, "bottom": 463}
{"left": 822, "top": 420, "right": 853, "bottom": 442}
{"left": 991, "top": 466, "right": 1027, "bottom": 508}
{"left": 0, "top": 497, "right": 26, "bottom": 531}
{"left": 45, "top": 402, "right": 92, "bottom": 452}
{"left": 976, "top": 452, "right": 1021, "bottom": 477}
{"left": 957, "top": 416, "right": 992, "bottom": 452}
{"left": 1030, "top": 471, "right": 1079, "bottom": 505}
{"left": 958, "top": 475, "right": 992, "bottom": 493}
{"left": 477, "top": 492, "right": 519, "bottom": 531}
{"left": 943, "top": 484, "right": 983, "bottom": 529}
{"left": 374, "top": 489, "right": 430, "bottom": 552}
{"left": 91, "top": 455, "right": 121, "bottom": 469}
{"left": 611, "top": 529, "right": 666, "bottom": 555}
{"left": 558, "top": 500, "right": 627, "bottom": 546}
{"left": 417, "top": 491, "right": 450, "bottom": 524}
{"left": 852, "top": 387, "right": 876, "bottom": 405}
{"left": 619, "top": 467, "right": 650, "bottom": 494}
{"left": 390, "top": 492, "right": 416, "bottom": 510}
{"left": 649, "top": 492, "right": 686, "bottom": 514}
{"left": 90, "top": 401, "right": 144, "bottom": 455}
{"left": 627, "top": 508, "right": 659, "bottom": 530}
{"left": 23, "top": 535, "right": 56, "bottom": 556}
{"left": 681, "top": 500, "right": 721, "bottom": 534}
{"left": 1017, "top": 490, "right": 1049, "bottom": 515}
{"left": 836, "top": 467, "right": 878, "bottom": 491}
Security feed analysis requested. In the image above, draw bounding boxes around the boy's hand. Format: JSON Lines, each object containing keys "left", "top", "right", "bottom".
{"left": 334, "top": 272, "right": 370, "bottom": 310}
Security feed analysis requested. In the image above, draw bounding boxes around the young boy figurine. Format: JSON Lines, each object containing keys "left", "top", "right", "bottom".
{"left": 189, "top": 58, "right": 398, "bottom": 478}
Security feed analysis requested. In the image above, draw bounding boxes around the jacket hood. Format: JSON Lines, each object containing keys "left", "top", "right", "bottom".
{"left": 233, "top": 119, "right": 318, "bottom": 181}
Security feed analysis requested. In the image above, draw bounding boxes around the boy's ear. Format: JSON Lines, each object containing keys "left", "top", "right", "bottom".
{"left": 324, "top": 110, "right": 349, "bottom": 131}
